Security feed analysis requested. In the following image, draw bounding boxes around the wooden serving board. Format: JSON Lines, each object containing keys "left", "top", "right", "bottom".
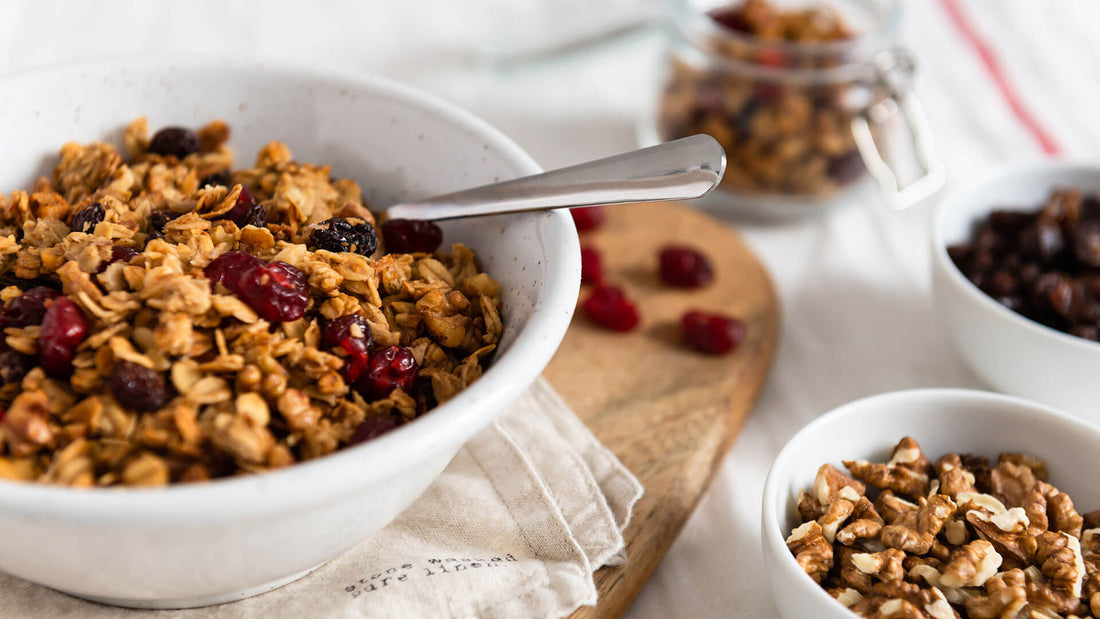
{"left": 543, "top": 202, "right": 779, "bottom": 619}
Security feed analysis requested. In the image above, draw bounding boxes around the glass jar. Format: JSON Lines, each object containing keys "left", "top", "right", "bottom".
{"left": 645, "top": 0, "right": 942, "bottom": 217}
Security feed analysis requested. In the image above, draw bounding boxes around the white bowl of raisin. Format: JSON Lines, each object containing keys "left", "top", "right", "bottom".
{"left": 932, "top": 161, "right": 1100, "bottom": 419}
{"left": 0, "top": 57, "right": 579, "bottom": 607}
{"left": 763, "top": 388, "right": 1100, "bottom": 619}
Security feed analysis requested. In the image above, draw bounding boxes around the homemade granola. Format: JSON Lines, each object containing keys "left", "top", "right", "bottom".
{"left": 788, "top": 437, "right": 1100, "bottom": 618}
{"left": 0, "top": 119, "right": 503, "bottom": 486}
{"left": 658, "top": 0, "right": 875, "bottom": 199}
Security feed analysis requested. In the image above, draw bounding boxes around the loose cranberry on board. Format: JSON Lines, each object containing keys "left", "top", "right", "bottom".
{"left": 583, "top": 285, "right": 640, "bottom": 332}
{"left": 659, "top": 245, "right": 715, "bottom": 288}
{"left": 681, "top": 310, "right": 746, "bottom": 355}
{"left": 570, "top": 206, "right": 606, "bottom": 232}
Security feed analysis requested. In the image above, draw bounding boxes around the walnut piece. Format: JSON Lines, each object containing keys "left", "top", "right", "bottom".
{"left": 881, "top": 495, "right": 956, "bottom": 554}
{"left": 845, "top": 457, "right": 930, "bottom": 501}
{"left": 940, "top": 540, "right": 1003, "bottom": 588}
{"left": 786, "top": 520, "right": 833, "bottom": 583}
{"left": 789, "top": 441, "right": 1096, "bottom": 619}
{"left": 813, "top": 463, "right": 866, "bottom": 507}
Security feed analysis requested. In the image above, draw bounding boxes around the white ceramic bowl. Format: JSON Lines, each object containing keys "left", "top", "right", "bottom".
{"left": 762, "top": 388, "right": 1100, "bottom": 619}
{"left": 932, "top": 161, "right": 1100, "bottom": 419}
{"left": 0, "top": 56, "right": 580, "bottom": 608}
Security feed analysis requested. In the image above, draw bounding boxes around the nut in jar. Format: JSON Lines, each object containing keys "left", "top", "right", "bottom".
{"left": 652, "top": 0, "right": 943, "bottom": 216}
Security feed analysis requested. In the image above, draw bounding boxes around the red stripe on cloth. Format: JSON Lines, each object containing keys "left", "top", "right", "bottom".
{"left": 938, "top": 0, "right": 1063, "bottom": 156}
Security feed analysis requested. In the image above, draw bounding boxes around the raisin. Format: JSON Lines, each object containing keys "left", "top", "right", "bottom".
{"left": 0, "top": 350, "right": 33, "bottom": 384}
{"left": 5, "top": 286, "right": 61, "bottom": 327}
{"left": 708, "top": 5, "right": 752, "bottom": 33}
{"left": 148, "top": 127, "right": 200, "bottom": 159}
{"left": 71, "top": 202, "right": 105, "bottom": 233}
{"left": 96, "top": 246, "right": 141, "bottom": 274}
{"left": 200, "top": 170, "right": 232, "bottom": 188}
{"left": 826, "top": 150, "right": 865, "bottom": 185}
{"left": 110, "top": 360, "right": 167, "bottom": 412}
{"left": 217, "top": 186, "right": 267, "bottom": 228}
{"left": 348, "top": 415, "right": 398, "bottom": 446}
{"left": 311, "top": 217, "right": 378, "bottom": 256}
{"left": 411, "top": 375, "right": 437, "bottom": 415}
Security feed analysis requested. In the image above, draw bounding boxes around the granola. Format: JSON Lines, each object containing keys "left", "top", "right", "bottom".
{"left": 0, "top": 119, "right": 503, "bottom": 486}
{"left": 788, "top": 437, "right": 1100, "bottom": 618}
{"left": 658, "top": 0, "right": 876, "bottom": 200}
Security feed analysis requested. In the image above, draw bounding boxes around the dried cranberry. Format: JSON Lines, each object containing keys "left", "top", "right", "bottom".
{"left": 200, "top": 170, "right": 232, "bottom": 187}
{"left": 148, "top": 127, "right": 200, "bottom": 159}
{"left": 97, "top": 246, "right": 141, "bottom": 274}
{"left": 238, "top": 262, "right": 309, "bottom": 322}
{"left": 580, "top": 246, "right": 603, "bottom": 285}
{"left": 659, "top": 245, "right": 715, "bottom": 288}
{"left": 348, "top": 415, "right": 398, "bottom": 446}
{"left": 756, "top": 49, "right": 789, "bottom": 68}
{"left": 71, "top": 202, "right": 105, "bottom": 233}
{"left": 380, "top": 219, "right": 443, "bottom": 254}
{"left": 217, "top": 186, "right": 267, "bottom": 228}
{"left": 110, "top": 360, "right": 167, "bottom": 412}
{"left": 205, "top": 251, "right": 263, "bottom": 291}
{"left": 205, "top": 252, "right": 309, "bottom": 322}
{"left": 753, "top": 81, "right": 784, "bottom": 102}
{"left": 323, "top": 314, "right": 373, "bottom": 382}
{"left": 38, "top": 297, "right": 87, "bottom": 377}
{"left": 583, "top": 286, "right": 639, "bottom": 332}
{"left": 311, "top": 217, "right": 378, "bottom": 256}
{"left": 356, "top": 345, "right": 418, "bottom": 400}
{"left": 0, "top": 350, "right": 33, "bottom": 385}
{"left": 681, "top": 310, "right": 746, "bottom": 355}
{"left": 570, "top": 207, "right": 605, "bottom": 232}
{"left": 5, "top": 286, "right": 61, "bottom": 327}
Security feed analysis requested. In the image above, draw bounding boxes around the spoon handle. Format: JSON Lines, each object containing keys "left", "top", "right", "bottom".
{"left": 382, "top": 135, "right": 726, "bottom": 221}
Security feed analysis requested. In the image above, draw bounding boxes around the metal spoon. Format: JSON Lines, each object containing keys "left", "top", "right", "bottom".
{"left": 382, "top": 134, "right": 725, "bottom": 221}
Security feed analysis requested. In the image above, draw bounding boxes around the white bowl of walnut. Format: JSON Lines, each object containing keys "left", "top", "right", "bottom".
{"left": 762, "top": 389, "right": 1100, "bottom": 619}
{"left": 0, "top": 57, "right": 580, "bottom": 608}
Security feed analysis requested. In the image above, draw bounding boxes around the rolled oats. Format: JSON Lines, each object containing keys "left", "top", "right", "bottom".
{"left": 0, "top": 119, "right": 503, "bottom": 486}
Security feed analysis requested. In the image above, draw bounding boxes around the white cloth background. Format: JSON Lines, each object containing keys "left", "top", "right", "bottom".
{"left": 1, "top": 1, "right": 1098, "bottom": 616}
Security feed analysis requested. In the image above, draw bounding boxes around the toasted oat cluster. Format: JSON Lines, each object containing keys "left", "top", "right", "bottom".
{"left": 789, "top": 437, "right": 1100, "bottom": 618}
{"left": 658, "top": 0, "right": 869, "bottom": 198}
{"left": 0, "top": 118, "right": 502, "bottom": 486}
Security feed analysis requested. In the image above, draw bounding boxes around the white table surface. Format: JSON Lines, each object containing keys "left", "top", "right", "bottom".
{"left": 3, "top": 1, "right": 1100, "bottom": 616}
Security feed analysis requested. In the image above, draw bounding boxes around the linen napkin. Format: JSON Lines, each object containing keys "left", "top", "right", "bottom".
{"left": 0, "top": 378, "right": 644, "bottom": 619}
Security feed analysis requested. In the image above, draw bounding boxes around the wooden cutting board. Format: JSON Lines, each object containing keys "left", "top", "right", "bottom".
{"left": 543, "top": 201, "right": 779, "bottom": 619}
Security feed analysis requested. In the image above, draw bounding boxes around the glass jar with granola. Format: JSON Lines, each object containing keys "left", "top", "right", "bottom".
{"left": 649, "top": 0, "right": 942, "bottom": 217}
